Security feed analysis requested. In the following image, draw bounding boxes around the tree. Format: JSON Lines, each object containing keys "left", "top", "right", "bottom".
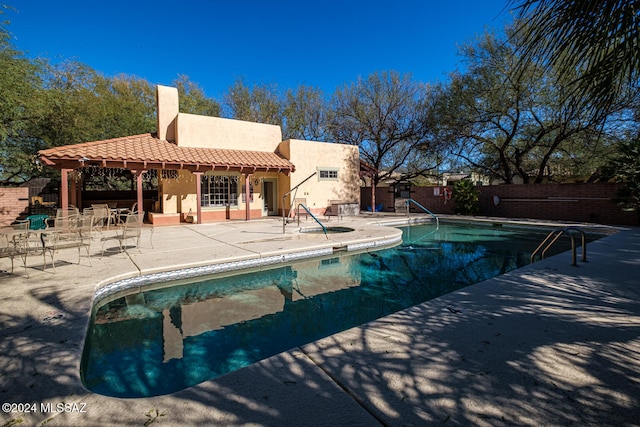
{"left": 439, "top": 30, "right": 620, "bottom": 184}
{"left": 509, "top": 0, "right": 640, "bottom": 120}
{"left": 223, "top": 79, "right": 282, "bottom": 125}
{"left": 330, "top": 71, "right": 438, "bottom": 186}
{"left": 173, "top": 74, "right": 221, "bottom": 117}
{"left": 452, "top": 179, "right": 480, "bottom": 215}
{"left": 605, "top": 136, "right": 640, "bottom": 221}
{"left": 95, "top": 73, "right": 156, "bottom": 138}
{"left": 0, "top": 10, "right": 48, "bottom": 185}
{"left": 34, "top": 61, "right": 156, "bottom": 148}
{"left": 282, "top": 85, "right": 330, "bottom": 141}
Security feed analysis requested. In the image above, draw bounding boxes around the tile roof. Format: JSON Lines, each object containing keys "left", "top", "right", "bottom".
{"left": 38, "top": 133, "right": 295, "bottom": 173}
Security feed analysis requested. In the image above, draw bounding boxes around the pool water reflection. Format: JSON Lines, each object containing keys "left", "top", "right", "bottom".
{"left": 81, "top": 223, "right": 593, "bottom": 397}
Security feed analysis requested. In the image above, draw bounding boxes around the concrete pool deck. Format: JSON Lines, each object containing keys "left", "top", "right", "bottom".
{"left": 0, "top": 214, "right": 638, "bottom": 426}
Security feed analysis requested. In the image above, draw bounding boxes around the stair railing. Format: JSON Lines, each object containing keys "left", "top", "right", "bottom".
{"left": 406, "top": 199, "right": 439, "bottom": 229}
{"left": 530, "top": 226, "right": 587, "bottom": 266}
{"left": 282, "top": 172, "right": 317, "bottom": 233}
{"left": 297, "top": 203, "right": 328, "bottom": 239}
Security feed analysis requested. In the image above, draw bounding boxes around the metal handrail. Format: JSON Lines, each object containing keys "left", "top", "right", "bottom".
{"left": 282, "top": 172, "right": 317, "bottom": 233}
{"left": 530, "top": 226, "right": 587, "bottom": 266}
{"left": 406, "top": 198, "right": 439, "bottom": 229}
{"left": 297, "top": 203, "right": 328, "bottom": 239}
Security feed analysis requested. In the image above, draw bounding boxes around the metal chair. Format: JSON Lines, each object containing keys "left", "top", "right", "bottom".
{"left": 91, "top": 204, "right": 112, "bottom": 229}
{"left": 0, "top": 230, "right": 26, "bottom": 275}
{"left": 41, "top": 215, "right": 91, "bottom": 271}
{"left": 0, "top": 221, "right": 31, "bottom": 276}
{"left": 101, "top": 211, "right": 144, "bottom": 257}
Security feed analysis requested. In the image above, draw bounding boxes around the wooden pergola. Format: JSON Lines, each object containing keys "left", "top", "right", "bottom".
{"left": 38, "top": 133, "right": 295, "bottom": 224}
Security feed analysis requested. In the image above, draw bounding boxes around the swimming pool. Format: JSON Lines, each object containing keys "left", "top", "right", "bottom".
{"left": 81, "top": 222, "right": 599, "bottom": 398}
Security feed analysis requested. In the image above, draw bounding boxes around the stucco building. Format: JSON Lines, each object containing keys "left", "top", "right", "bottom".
{"left": 39, "top": 85, "right": 362, "bottom": 225}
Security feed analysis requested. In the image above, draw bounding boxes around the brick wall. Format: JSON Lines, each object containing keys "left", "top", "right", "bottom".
{"left": 478, "top": 183, "right": 637, "bottom": 226}
{"left": 362, "top": 183, "right": 638, "bottom": 226}
{"left": 0, "top": 187, "right": 29, "bottom": 226}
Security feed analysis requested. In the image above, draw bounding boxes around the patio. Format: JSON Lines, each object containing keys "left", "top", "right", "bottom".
{"left": 0, "top": 215, "right": 638, "bottom": 426}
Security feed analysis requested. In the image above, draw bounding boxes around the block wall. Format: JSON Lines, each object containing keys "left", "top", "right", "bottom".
{"left": 362, "top": 183, "right": 638, "bottom": 226}
{"left": 477, "top": 183, "right": 637, "bottom": 226}
{"left": 0, "top": 187, "right": 29, "bottom": 226}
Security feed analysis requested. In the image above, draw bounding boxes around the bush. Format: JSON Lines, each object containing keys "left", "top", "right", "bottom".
{"left": 452, "top": 179, "right": 479, "bottom": 215}
{"left": 605, "top": 138, "right": 640, "bottom": 223}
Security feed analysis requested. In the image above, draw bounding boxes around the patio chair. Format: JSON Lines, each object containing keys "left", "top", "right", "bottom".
{"left": 113, "top": 202, "right": 137, "bottom": 225}
{"left": 0, "top": 232, "right": 17, "bottom": 273}
{"left": 293, "top": 198, "right": 308, "bottom": 221}
{"left": 56, "top": 207, "right": 79, "bottom": 219}
{"left": 91, "top": 204, "right": 112, "bottom": 229}
{"left": 41, "top": 215, "right": 91, "bottom": 271}
{"left": 0, "top": 221, "right": 30, "bottom": 275}
{"left": 101, "top": 211, "right": 144, "bottom": 257}
{"left": 120, "top": 202, "right": 137, "bottom": 216}
{"left": 324, "top": 200, "right": 343, "bottom": 221}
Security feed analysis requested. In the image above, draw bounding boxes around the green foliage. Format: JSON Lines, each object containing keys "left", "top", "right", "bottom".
{"left": 510, "top": 0, "right": 639, "bottom": 120}
{"left": 0, "top": 27, "right": 48, "bottom": 185}
{"left": 282, "top": 85, "right": 330, "bottom": 141}
{"left": 438, "top": 29, "right": 626, "bottom": 184}
{"left": 223, "top": 78, "right": 282, "bottom": 125}
{"left": 452, "top": 179, "right": 480, "bottom": 215}
{"left": 173, "top": 74, "right": 221, "bottom": 116}
{"left": 32, "top": 61, "right": 156, "bottom": 148}
{"left": 605, "top": 137, "right": 640, "bottom": 219}
{"left": 330, "top": 71, "right": 440, "bottom": 186}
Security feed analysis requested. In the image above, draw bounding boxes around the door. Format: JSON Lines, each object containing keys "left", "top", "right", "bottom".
{"left": 263, "top": 179, "right": 278, "bottom": 216}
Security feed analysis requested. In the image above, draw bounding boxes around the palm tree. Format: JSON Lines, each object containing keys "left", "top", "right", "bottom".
{"left": 509, "top": 0, "right": 639, "bottom": 117}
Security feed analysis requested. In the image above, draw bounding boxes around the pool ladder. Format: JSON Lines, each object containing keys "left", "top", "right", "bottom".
{"left": 530, "top": 226, "right": 587, "bottom": 266}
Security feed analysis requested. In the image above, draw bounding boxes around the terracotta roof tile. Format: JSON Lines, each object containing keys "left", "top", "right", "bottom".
{"left": 39, "top": 133, "right": 295, "bottom": 173}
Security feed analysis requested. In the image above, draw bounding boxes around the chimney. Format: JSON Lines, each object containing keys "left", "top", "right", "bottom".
{"left": 156, "top": 85, "right": 179, "bottom": 142}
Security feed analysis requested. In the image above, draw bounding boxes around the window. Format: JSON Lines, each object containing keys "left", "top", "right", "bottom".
{"left": 201, "top": 175, "right": 238, "bottom": 207}
{"left": 318, "top": 168, "right": 339, "bottom": 181}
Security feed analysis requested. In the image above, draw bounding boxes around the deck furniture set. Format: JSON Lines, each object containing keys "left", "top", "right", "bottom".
{"left": 0, "top": 205, "right": 143, "bottom": 277}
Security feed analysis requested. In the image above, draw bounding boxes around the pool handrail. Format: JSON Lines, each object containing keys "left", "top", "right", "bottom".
{"left": 406, "top": 199, "right": 439, "bottom": 229}
{"left": 297, "top": 203, "right": 328, "bottom": 239}
{"left": 530, "top": 226, "right": 587, "bottom": 266}
{"left": 282, "top": 172, "right": 317, "bottom": 232}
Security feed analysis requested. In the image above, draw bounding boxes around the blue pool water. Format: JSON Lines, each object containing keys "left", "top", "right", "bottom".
{"left": 81, "top": 222, "right": 595, "bottom": 398}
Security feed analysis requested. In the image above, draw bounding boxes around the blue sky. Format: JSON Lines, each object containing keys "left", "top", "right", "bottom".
{"left": 6, "top": 1, "right": 511, "bottom": 99}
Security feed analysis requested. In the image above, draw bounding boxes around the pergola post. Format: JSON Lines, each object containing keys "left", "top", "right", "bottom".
{"left": 244, "top": 173, "right": 251, "bottom": 221}
{"left": 69, "top": 171, "right": 78, "bottom": 209}
{"left": 61, "top": 168, "right": 71, "bottom": 213}
{"left": 132, "top": 170, "right": 146, "bottom": 224}
{"left": 194, "top": 172, "right": 203, "bottom": 224}
{"left": 371, "top": 176, "right": 376, "bottom": 213}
